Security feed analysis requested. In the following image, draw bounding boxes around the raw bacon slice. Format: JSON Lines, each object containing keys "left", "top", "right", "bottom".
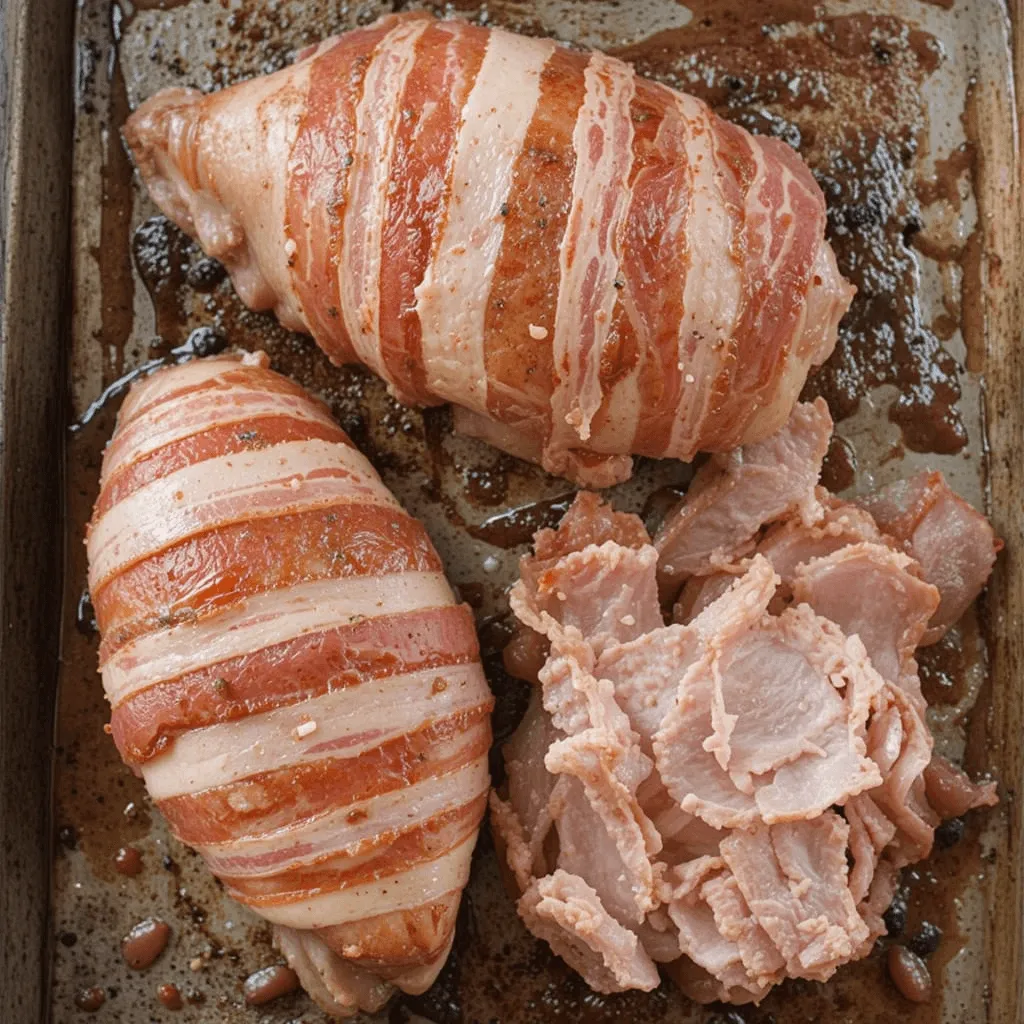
{"left": 123, "top": 13, "right": 854, "bottom": 486}
{"left": 86, "top": 353, "right": 493, "bottom": 1017}
{"left": 673, "top": 495, "right": 887, "bottom": 623}
{"left": 510, "top": 541, "right": 663, "bottom": 656}
{"left": 518, "top": 870, "right": 660, "bottom": 994}
{"left": 652, "top": 597, "right": 883, "bottom": 830}
{"left": 923, "top": 753, "right": 998, "bottom": 818}
{"left": 857, "top": 471, "right": 1002, "bottom": 643}
{"left": 720, "top": 813, "right": 869, "bottom": 983}
{"left": 792, "top": 543, "right": 940, "bottom": 703}
{"left": 661, "top": 856, "right": 783, "bottom": 1003}
{"left": 655, "top": 399, "right": 833, "bottom": 599}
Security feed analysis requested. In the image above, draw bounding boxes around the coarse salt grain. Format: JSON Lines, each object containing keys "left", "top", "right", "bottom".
{"left": 294, "top": 720, "right": 317, "bottom": 739}
{"left": 620, "top": 614, "right": 636, "bottom": 626}
{"left": 482, "top": 555, "right": 499, "bottom": 573}
{"left": 284, "top": 238, "right": 297, "bottom": 257}
{"left": 528, "top": 323, "right": 548, "bottom": 340}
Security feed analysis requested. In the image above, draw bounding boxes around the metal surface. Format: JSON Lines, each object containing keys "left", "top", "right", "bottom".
{"left": 0, "top": 1, "right": 1012, "bottom": 1022}
{"left": 0, "top": 2, "right": 72, "bottom": 1023}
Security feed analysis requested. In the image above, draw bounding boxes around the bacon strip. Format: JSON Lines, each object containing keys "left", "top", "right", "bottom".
{"left": 225, "top": 795, "right": 487, "bottom": 904}
{"left": 140, "top": 660, "right": 489, "bottom": 798}
{"left": 251, "top": 836, "right": 476, "bottom": 928}
{"left": 97, "top": 416, "right": 350, "bottom": 518}
{"left": 621, "top": 87, "right": 690, "bottom": 457}
{"left": 481, "top": 44, "right": 588, "bottom": 435}
{"left": 284, "top": 19, "right": 400, "bottom": 363}
{"left": 376, "top": 20, "right": 488, "bottom": 404}
{"left": 340, "top": 15, "right": 431, "bottom": 381}
{"left": 89, "top": 438, "right": 397, "bottom": 585}
{"left": 414, "top": 28, "right": 555, "bottom": 415}
{"left": 160, "top": 707, "right": 491, "bottom": 845}
{"left": 194, "top": 756, "right": 490, "bottom": 879}
{"left": 115, "top": 356, "right": 268, "bottom": 424}
{"left": 111, "top": 603, "right": 480, "bottom": 764}
{"left": 103, "top": 571, "right": 454, "bottom": 701}
{"left": 94, "top": 503, "right": 441, "bottom": 653}
{"left": 547, "top": 50, "right": 635, "bottom": 464}
{"left": 103, "top": 385, "right": 340, "bottom": 477}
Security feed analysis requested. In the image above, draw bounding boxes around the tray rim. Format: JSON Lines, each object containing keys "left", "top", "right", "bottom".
{"left": 976, "top": 2, "right": 1024, "bottom": 1021}
{"left": 2, "top": 2, "right": 1021, "bottom": 1023}
{"left": 0, "top": 2, "right": 73, "bottom": 1023}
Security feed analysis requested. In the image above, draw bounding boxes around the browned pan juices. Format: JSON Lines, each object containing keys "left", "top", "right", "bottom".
{"left": 55, "top": 1, "right": 1013, "bottom": 1021}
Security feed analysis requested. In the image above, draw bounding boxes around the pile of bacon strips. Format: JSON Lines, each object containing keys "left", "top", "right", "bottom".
{"left": 84, "top": 12, "right": 999, "bottom": 1016}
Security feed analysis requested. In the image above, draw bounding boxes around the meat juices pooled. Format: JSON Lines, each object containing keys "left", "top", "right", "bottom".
{"left": 86, "top": 353, "right": 493, "bottom": 1018}
{"left": 492, "top": 403, "right": 998, "bottom": 1003}
{"left": 123, "top": 12, "right": 854, "bottom": 487}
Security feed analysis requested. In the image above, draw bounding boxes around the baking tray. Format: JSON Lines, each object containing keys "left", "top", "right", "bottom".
{"left": 0, "top": 0, "right": 1019, "bottom": 1022}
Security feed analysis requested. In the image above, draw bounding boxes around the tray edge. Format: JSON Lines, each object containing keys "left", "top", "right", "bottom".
{"left": 0, "top": 1, "right": 73, "bottom": 1023}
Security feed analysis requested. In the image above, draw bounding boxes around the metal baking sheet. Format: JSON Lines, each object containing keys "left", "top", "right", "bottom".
{"left": 46, "top": 1, "right": 1023, "bottom": 1022}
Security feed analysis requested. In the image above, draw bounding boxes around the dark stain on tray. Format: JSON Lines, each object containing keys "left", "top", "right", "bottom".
{"left": 820, "top": 433, "right": 859, "bottom": 493}
{"left": 94, "top": 2, "right": 139, "bottom": 380}
{"left": 619, "top": 5, "right": 970, "bottom": 456}
{"left": 56, "top": 1, "right": 996, "bottom": 1022}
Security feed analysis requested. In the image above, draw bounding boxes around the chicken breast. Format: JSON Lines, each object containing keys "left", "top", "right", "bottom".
{"left": 86, "top": 352, "right": 494, "bottom": 1017}
{"left": 123, "top": 12, "right": 854, "bottom": 486}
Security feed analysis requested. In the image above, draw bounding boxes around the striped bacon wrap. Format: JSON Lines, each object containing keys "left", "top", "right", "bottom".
{"left": 124, "top": 12, "right": 855, "bottom": 488}
{"left": 86, "top": 353, "right": 494, "bottom": 1017}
